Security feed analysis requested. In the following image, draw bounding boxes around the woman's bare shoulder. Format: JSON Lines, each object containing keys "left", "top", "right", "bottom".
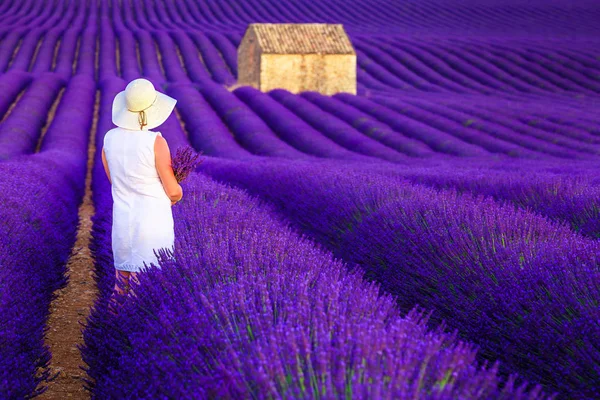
{"left": 154, "top": 133, "right": 167, "bottom": 147}
{"left": 154, "top": 134, "right": 170, "bottom": 158}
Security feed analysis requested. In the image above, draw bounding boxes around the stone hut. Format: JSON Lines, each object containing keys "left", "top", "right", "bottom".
{"left": 237, "top": 23, "right": 356, "bottom": 95}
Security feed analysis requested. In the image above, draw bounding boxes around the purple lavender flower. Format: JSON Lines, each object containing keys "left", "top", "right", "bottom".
{"left": 171, "top": 145, "right": 203, "bottom": 183}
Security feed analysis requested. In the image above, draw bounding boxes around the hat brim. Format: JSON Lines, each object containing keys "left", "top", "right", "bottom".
{"left": 112, "top": 90, "right": 177, "bottom": 131}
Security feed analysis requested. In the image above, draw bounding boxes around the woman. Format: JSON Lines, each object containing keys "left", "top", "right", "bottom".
{"left": 102, "top": 78, "right": 183, "bottom": 299}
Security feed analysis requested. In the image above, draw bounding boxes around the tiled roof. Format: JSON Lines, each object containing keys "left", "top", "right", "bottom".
{"left": 249, "top": 23, "right": 355, "bottom": 54}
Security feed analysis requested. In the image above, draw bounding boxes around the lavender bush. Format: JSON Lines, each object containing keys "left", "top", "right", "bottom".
{"left": 0, "top": 73, "right": 65, "bottom": 160}
{"left": 0, "top": 71, "right": 31, "bottom": 120}
{"left": 394, "top": 167, "right": 600, "bottom": 239}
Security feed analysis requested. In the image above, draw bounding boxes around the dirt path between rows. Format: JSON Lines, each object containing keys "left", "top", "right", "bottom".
{"left": 38, "top": 91, "right": 99, "bottom": 399}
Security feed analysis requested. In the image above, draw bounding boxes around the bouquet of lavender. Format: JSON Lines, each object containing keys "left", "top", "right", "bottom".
{"left": 171, "top": 146, "right": 203, "bottom": 183}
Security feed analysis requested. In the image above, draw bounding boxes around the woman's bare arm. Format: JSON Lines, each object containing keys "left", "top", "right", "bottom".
{"left": 155, "top": 135, "right": 183, "bottom": 203}
{"left": 102, "top": 148, "right": 111, "bottom": 184}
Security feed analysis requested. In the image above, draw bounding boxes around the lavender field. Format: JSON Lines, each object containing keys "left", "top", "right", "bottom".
{"left": 0, "top": 0, "right": 599, "bottom": 398}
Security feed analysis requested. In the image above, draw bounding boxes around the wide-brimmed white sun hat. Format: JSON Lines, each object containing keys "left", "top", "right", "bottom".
{"left": 112, "top": 78, "right": 177, "bottom": 131}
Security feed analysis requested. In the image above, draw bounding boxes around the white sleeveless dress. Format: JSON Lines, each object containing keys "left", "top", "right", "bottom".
{"left": 103, "top": 127, "right": 174, "bottom": 272}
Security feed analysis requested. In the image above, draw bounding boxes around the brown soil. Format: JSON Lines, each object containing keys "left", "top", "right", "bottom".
{"left": 51, "top": 37, "right": 62, "bottom": 71}
{"left": 174, "top": 42, "right": 189, "bottom": 77}
{"left": 154, "top": 38, "right": 167, "bottom": 78}
{"left": 196, "top": 42, "right": 207, "bottom": 69}
{"left": 28, "top": 37, "right": 43, "bottom": 72}
{"left": 0, "top": 86, "right": 26, "bottom": 125}
{"left": 174, "top": 107, "right": 188, "bottom": 138}
{"left": 72, "top": 35, "right": 81, "bottom": 75}
{"left": 7, "top": 37, "right": 23, "bottom": 70}
{"left": 38, "top": 90, "right": 99, "bottom": 399}
{"left": 135, "top": 39, "right": 142, "bottom": 76}
{"left": 225, "top": 82, "right": 243, "bottom": 92}
{"left": 115, "top": 36, "right": 121, "bottom": 77}
{"left": 35, "top": 87, "right": 65, "bottom": 153}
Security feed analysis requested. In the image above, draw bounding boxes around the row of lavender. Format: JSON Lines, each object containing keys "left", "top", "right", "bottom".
{"left": 81, "top": 78, "right": 548, "bottom": 399}
{"left": 0, "top": 73, "right": 94, "bottom": 398}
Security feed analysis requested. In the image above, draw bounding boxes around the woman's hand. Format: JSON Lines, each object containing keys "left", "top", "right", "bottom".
{"left": 171, "top": 186, "right": 183, "bottom": 206}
